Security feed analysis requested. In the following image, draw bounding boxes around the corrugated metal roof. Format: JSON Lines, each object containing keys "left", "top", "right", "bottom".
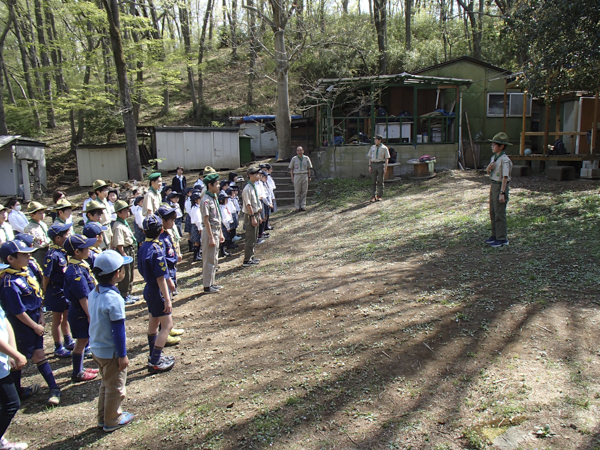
{"left": 0, "top": 135, "right": 47, "bottom": 148}
{"left": 317, "top": 72, "right": 472, "bottom": 87}
{"left": 154, "top": 126, "right": 240, "bottom": 132}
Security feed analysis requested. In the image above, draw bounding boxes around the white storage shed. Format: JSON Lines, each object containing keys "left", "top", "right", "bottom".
{"left": 0, "top": 136, "right": 47, "bottom": 201}
{"left": 76, "top": 143, "right": 128, "bottom": 186}
{"left": 154, "top": 127, "right": 240, "bottom": 171}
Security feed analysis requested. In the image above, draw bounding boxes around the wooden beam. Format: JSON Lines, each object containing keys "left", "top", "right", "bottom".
{"left": 592, "top": 90, "right": 599, "bottom": 155}
{"left": 544, "top": 99, "right": 551, "bottom": 154}
{"left": 520, "top": 90, "right": 527, "bottom": 155}
{"left": 522, "top": 131, "right": 588, "bottom": 136}
{"left": 503, "top": 79, "right": 508, "bottom": 133}
{"left": 555, "top": 94, "right": 561, "bottom": 136}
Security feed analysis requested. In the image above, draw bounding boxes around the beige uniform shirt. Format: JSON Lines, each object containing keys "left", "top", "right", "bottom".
{"left": 367, "top": 144, "right": 390, "bottom": 162}
{"left": 200, "top": 193, "right": 221, "bottom": 231}
{"left": 142, "top": 189, "right": 162, "bottom": 217}
{"left": 288, "top": 155, "right": 313, "bottom": 174}
{"left": 490, "top": 153, "right": 512, "bottom": 182}
{"left": 24, "top": 220, "right": 50, "bottom": 249}
{"left": 98, "top": 198, "right": 113, "bottom": 246}
{"left": 111, "top": 220, "right": 135, "bottom": 248}
{"left": 242, "top": 182, "right": 261, "bottom": 216}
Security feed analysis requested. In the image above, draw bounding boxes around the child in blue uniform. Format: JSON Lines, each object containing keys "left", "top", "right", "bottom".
{"left": 0, "top": 240, "right": 61, "bottom": 406}
{"left": 89, "top": 250, "right": 134, "bottom": 432}
{"left": 82, "top": 222, "right": 106, "bottom": 268}
{"left": 14, "top": 234, "right": 43, "bottom": 286}
{"left": 137, "top": 215, "right": 176, "bottom": 374}
{"left": 63, "top": 235, "right": 100, "bottom": 383}
{"left": 42, "top": 223, "right": 74, "bottom": 358}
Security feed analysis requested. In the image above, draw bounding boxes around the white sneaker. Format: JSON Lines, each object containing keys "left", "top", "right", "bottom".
{"left": 0, "top": 437, "right": 28, "bottom": 450}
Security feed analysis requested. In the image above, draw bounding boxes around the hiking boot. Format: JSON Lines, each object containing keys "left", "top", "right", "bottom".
{"left": 0, "top": 437, "right": 28, "bottom": 450}
{"left": 19, "top": 384, "right": 40, "bottom": 401}
{"left": 148, "top": 355, "right": 175, "bottom": 364}
{"left": 490, "top": 239, "right": 509, "bottom": 248}
{"left": 484, "top": 236, "right": 496, "bottom": 244}
{"left": 72, "top": 369, "right": 98, "bottom": 382}
{"left": 169, "top": 328, "right": 185, "bottom": 336}
{"left": 165, "top": 335, "right": 181, "bottom": 346}
{"left": 148, "top": 356, "right": 175, "bottom": 374}
{"left": 47, "top": 388, "right": 61, "bottom": 406}
{"left": 256, "top": 239, "right": 265, "bottom": 245}
{"left": 242, "top": 260, "right": 259, "bottom": 267}
{"left": 211, "top": 285, "right": 223, "bottom": 290}
{"left": 203, "top": 286, "right": 219, "bottom": 294}
{"left": 103, "top": 412, "right": 135, "bottom": 432}
{"left": 54, "top": 346, "right": 71, "bottom": 358}
{"left": 251, "top": 257, "right": 260, "bottom": 263}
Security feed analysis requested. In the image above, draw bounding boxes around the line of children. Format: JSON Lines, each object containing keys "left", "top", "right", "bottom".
{"left": 111, "top": 201, "right": 138, "bottom": 305}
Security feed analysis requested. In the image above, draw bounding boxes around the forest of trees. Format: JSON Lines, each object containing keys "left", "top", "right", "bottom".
{"left": 0, "top": 0, "right": 597, "bottom": 169}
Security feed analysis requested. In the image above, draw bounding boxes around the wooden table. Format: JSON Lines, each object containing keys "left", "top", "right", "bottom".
{"left": 406, "top": 159, "right": 436, "bottom": 179}
{"left": 384, "top": 162, "right": 401, "bottom": 180}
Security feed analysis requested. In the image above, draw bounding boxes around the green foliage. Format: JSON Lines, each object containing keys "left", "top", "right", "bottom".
{"left": 5, "top": 104, "right": 42, "bottom": 137}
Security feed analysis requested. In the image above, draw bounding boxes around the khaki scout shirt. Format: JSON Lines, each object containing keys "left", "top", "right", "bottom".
{"left": 242, "top": 182, "right": 261, "bottom": 216}
{"left": 489, "top": 153, "right": 512, "bottom": 182}
{"left": 98, "top": 198, "right": 113, "bottom": 246}
{"left": 142, "top": 188, "right": 162, "bottom": 217}
{"left": 24, "top": 220, "right": 50, "bottom": 249}
{"left": 111, "top": 220, "right": 134, "bottom": 248}
{"left": 288, "top": 155, "right": 313, "bottom": 174}
{"left": 367, "top": 144, "right": 390, "bottom": 163}
{"left": 200, "top": 193, "right": 221, "bottom": 231}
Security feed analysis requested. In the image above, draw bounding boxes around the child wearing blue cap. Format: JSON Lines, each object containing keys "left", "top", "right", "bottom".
{"left": 0, "top": 240, "right": 62, "bottom": 406}
{"left": 43, "top": 223, "right": 75, "bottom": 358}
{"left": 63, "top": 235, "right": 101, "bottom": 382}
{"left": 137, "top": 214, "right": 176, "bottom": 373}
{"left": 14, "top": 234, "right": 43, "bottom": 287}
{"left": 89, "top": 250, "right": 135, "bottom": 432}
{"left": 82, "top": 222, "right": 106, "bottom": 268}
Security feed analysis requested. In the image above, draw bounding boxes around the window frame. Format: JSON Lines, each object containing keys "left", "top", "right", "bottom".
{"left": 487, "top": 92, "right": 532, "bottom": 118}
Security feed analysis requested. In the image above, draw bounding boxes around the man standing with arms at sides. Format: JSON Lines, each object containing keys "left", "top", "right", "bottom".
{"left": 289, "top": 146, "right": 313, "bottom": 212}
{"left": 142, "top": 173, "right": 163, "bottom": 217}
{"left": 367, "top": 134, "right": 389, "bottom": 202}
{"left": 485, "top": 132, "right": 513, "bottom": 248}
{"left": 242, "top": 167, "right": 262, "bottom": 267}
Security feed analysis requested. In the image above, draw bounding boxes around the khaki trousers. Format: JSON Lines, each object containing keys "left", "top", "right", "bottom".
{"left": 293, "top": 173, "right": 309, "bottom": 209}
{"left": 202, "top": 227, "right": 220, "bottom": 288}
{"left": 244, "top": 213, "right": 260, "bottom": 262}
{"left": 93, "top": 355, "right": 127, "bottom": 427}
{"left": 489, "top": 183, "right": 509, "bottom": 241}
{"left": 117, "top": 245, "right": 135, "bottom": 298}
{"left": 371, "top": 161, "right": 385, "bottom": 198}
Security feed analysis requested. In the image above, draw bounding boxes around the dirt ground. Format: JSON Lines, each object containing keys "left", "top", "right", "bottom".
{"left": 10, "top": 171, "right": 600, "bottom": 449}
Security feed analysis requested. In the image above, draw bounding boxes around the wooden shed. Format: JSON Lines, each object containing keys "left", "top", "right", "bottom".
{"left": 0, "top": 136, "right": 47, "bottom": 201}
{"left": 76, "top": 143, "right": 128, "bottom": 187}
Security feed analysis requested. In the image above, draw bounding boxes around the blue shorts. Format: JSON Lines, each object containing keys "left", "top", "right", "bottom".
{"left": 67, "top": 306, "right": 90, "bottom": 339}
{"left": 45, "top": 284, "right": 68, "bottom": 313}
{"left": 143, "top": 286, "right": 170, "bottom": 318}
{"left": 10, "top": 310, "right": 43, "bottom": 359}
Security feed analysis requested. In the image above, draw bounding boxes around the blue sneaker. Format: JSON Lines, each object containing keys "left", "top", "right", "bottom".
{"left": 124, "top": 296, "right": 136, "bottom": 305}
{"left": 84, "top": 346, "right": 92, "bottom": 359}
{"left": 484, "top": 236, "right": 496, "bottom": 244}
{"left": 103, "top": 412, "right": 135, "bottom": 432}
{"left": 490, "top": 239, "right": 509, "bottom": 248}
{"left": 54, "top": 346, "right": 71, "bottom": 358}
{"left": 64, "top": 339, "right": 75, "bottom": 351}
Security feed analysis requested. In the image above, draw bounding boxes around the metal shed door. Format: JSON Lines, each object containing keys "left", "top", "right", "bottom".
{"left": 185, "top": 131, "right": 212, "bottom": 170}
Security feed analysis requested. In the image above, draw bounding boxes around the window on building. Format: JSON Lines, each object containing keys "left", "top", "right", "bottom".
{"left": 487, "top": 93, "right": 532, "bottom": 117}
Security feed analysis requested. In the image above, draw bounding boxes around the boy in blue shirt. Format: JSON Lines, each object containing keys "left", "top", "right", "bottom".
{"left": 64, "top": 235, "right": 100, "bottom": 383}
{"left": 14, "top": 234, "right": 43, "bottom": 286}
{"left": 89, "top": 250, "right": 135, "bottom": 432}
{"left": 42, "top": 223, "right": 74, "bottom": 358}
{"left": 82, "top": 222, "right": 107, "bottom": 268}
{"left": 0, "top": 240, "right": 61, "bottom": 406}
{"left": 137, "top": 215, "right": 176, "bottom": 374}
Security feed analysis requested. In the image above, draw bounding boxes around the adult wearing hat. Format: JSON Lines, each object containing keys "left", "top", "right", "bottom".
{"left": 367, "top": 134, "right": 390, "bottom": 202}
{"left": 53, "top": 199, "right": 74, "bottom": 225}
{"left": 242, "top": 166, "right": 262, "bottom": 267}
{"left": 201, "top": 173, "right": 224, "bottom": 293}
{"left": 485, "top": 132, "right": 513, "bottom": 248}
{"left": 23, "top": 202, "right": 51, "bottom": 266}
{"left": 92, "top": 180, "right": 113, "bottom": 248}
{"left": 289, "top": 146, "right": 313, "bottom": 211}
{"left": 0, "top": 204, "right": 15, "bottom": 245}
{"left": 142, "top": 173, "right": 162, "bottom": 217}
{"left": 111, "top": 200, "right": 137, "bottom": 304}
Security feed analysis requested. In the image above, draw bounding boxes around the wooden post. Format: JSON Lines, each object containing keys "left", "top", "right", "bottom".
{"left": 520, "top": 90, "right": 527, "bottom": 155}
{"left": 544, "top": 99, "right": 551, "bottom": 154}
{"left": 503, "top": 79, "right": 508, "bottom": 133}
{"left": 555, "top": 94, "right": 561, "bottom": 136}
{"left": 592, "top": 90, "right": 599, "bottom": 154}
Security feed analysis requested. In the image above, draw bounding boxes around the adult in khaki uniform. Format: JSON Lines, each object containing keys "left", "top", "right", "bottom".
{"left": 111, "top": 200, "right": 137, "bottom": 303}
{"left": 200, "top": 173, "right": 224, "bottom": 294}
{"left": 485, "top": 132, "right": 513, "bottom": 248}
{"left": 289, "top": 146, "right": 313, "bottom": 211}
{"left": 93, "top": 180, "right": 113, "bottom": 247}
{"left": 142, "top": 173, "right": 162, "bottom": 217}
{"left": 242, "top": 167, "right": 262, "bottom": 267}
{"left": 367, "top": 134, "right": 390, "bottom": 202}
{"left": 23, "top": 202, "right": 51, "bottom": 266}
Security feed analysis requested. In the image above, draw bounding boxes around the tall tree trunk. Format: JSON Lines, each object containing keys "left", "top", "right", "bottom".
{"left": 247, "top": 0, "right": 257, "bottom": 106}
{"left": 405, "top": 0, "right": 411, "bottom": 50}
{"left": 230, "top": 0, "right": 238, "bottom": 59}
{"left": 342, "top": 0, "right": 349, "bottom": 13}
{"left": 129, "top": 0, "right": 144, "bottom": 124}
{"left": 373, "top": 0, "right": 387, "bottom": 74}
{"left": 273, "top": 29, "right": 292, "bottom": 160}
{"left": 179, "top": 0, "right": 198, "bottom": 112}
{"left": 44, "top": 4, "right": 67, "bottom": 94}
{"left": 102, "top": 0, "right": 142, "bottom": 180}
{"left": 34, "top": 0, "right": 55, "bottom": 128}
{"left": 196, "top": 0, "right": 213, "bottom": 119}
{"left": 0, "top": 17, "right": 13, "bottom": 135}
{"left": 295, "top": 0, "right": 303, "bottom": 39}
{"left": 3, "top": 63, "right": 16, "bottom": 105}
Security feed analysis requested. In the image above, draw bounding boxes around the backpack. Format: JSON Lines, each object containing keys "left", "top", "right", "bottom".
{"left": 549, "top": 139, "right": 567, "bottom": 155}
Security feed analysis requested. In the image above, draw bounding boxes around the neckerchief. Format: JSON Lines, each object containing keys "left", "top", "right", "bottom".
{"left": 55, "top": 217, "right": 66, "bottom": 224}
{"left": 145, "top": 237, "right": 160, "bottom": 244}
{"left": 375, "top": 144, "right": 381, "bottom": 160}
{"left": 493, "top": 151, "right": 506, "bottom": 162}
{"left": 68, "top": 257, "right": 97, "bottom": 286}
{"left": 90, "top": 246, "right": 101, "bottom": 254}
{"left": 116, "top": 217, "right": 137, "bottom": 246}
{"left": 297, "top": 155, "right": 304, "bottom": 170}
{"left": 206, "top": 192, "right": 223, "bottom": 222}
{"left": 150, "top": 187, "right": 158, "bottom": 195}
{"left": 49, "top": 243, "right": 66, "bottom": 254}
{"left": 248, "top": 181, "right": 259, "bottom": 208}
{"left": 0, "top": 267, "right": 42, "bottom": 298}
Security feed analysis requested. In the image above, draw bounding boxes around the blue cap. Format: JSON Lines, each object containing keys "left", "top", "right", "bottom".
{"left": 157, "top": 205, "right": 176, "bottom": 218}
{"left": 142, "top": 214, "right": 163, "bottom": 232}
{"left": 94, "top": 249, "right": 133, "bottom": 276}
{"left": 168, "top": 191, "right": 180, "bottom": 199}
{"left": 83, "top": 221, "right": 107, "bottom": 238}
{"left": 0, "top": 240, "right": 36, "bottom": 262}
{"left": 0, "top": 263, "right": 8, "bottom": 270}
{"left": 190, "top": 192, "right": 202, "bottom": 203}
{"left": 64, "top": 235, "right": 97, "bottom": 254}
{"left": 47, "top": 222, "right": 73, "bottom": 240}
{"left": 14, "top": 233, "right": 34, "bottom": 247}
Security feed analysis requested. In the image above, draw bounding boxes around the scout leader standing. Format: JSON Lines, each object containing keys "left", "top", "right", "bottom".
{"left": 142, "top": 173, "right": 163, "bottom": 217}
{"left": 289, "top": 146, "right": 313, "bottom": 212}
{"left": 200, "top": 173, "right": 224, "bottom": 294}
{"left": 111, "top": 201, "right": 138, "bottom": 305}
{"left": 485, "top": 132, "right": 513, "bottom": 248}
{"left": 367, "top": 134, "right": 390, "bottom": 202}
{"left": 242, "top": 167, "right": 262, "bottom": 267}
{"left": 92, "top": 180, "right": 113, "bottom": 248}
